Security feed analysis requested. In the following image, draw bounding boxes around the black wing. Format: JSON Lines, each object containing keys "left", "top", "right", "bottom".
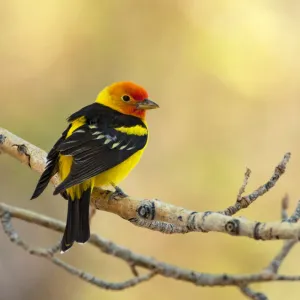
{"left": 31, "top": 125, "right": 71, "bottom": 200}
{"left": 53, "top": 106, "right": 148, "bottom": 195}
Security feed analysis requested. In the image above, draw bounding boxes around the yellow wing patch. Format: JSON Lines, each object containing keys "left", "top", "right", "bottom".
{"left": 66, "top": 116, "right": 86, "bottom": 138}
{"left": 115, "top": 125, "right": 148, "bottom": 136}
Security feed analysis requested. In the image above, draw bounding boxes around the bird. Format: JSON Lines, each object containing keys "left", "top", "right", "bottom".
{"left": 31, "top": 81, "right": 159, "bottom": 252}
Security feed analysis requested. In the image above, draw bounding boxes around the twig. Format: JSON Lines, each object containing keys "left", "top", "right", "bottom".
{"left": 264, "top": 199, "right": 300, "bottom": 274}
{"left": 237, "top": 168, "right": 251, "bottom": 201}
{"left": 0, "top": 210, "right": 156, "bottom": 290}
{"left": 281, "top": 194, "right": 289, "bottom": 221}
{"left": 220, "top": 153, "right": 291, "bottom": 216}
{"left": 241, "top": 197, "right": 300, "bottom": 299}
{"left": 128, "top": 262, "right": 140, "bottom": 277}
{"left": 288, "top": 200, "right": 300, "bottom": 223}
{"left": 265, "top": 240, "right": 297, "bottom": 275}
{"left": 240, "top": 286, "right": 268, "bottom": 300}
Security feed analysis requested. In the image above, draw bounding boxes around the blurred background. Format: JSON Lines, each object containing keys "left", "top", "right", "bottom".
{"left": 1, "top": 0, "right": 300, "bottom": 299}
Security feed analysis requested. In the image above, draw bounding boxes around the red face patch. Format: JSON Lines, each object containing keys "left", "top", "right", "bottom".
{"left": 121, "top": 82, "right": 148, "bottom": 101}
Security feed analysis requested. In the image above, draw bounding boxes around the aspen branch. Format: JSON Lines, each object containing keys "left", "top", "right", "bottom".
{"left": 0, "top": 126, "right": 300, "bottom": 296}
{"left": 1, "top": 202, "right": 300, "bottom": 288}
{"left": 0, "top": 127, "right": 298, "bottom": 240}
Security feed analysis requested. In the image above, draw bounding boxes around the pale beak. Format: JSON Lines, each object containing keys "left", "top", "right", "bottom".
{"left": 136, "top": 99, "right": 159, "bottom": 110}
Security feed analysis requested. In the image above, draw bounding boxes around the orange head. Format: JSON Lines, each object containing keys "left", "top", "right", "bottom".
{"left": 95, "top": 81, "right": 159, "bottom": 118}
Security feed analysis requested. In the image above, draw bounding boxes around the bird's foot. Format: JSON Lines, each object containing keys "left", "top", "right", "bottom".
{"left": 109, "top": 185, "right": 128, "bottom": 201}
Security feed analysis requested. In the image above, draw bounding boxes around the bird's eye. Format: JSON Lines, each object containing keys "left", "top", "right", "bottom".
{"left": 122, "top": 95, "right": 130, "bottom": 102}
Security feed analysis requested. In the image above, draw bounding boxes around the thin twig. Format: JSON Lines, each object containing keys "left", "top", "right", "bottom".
{"left": 0, "top": 210, "right": 156, "bottom": 290}
{"left": 265, "top": 240, "right": 297, "bottom": 274}
{"left": 240, "top": 197, "right": 300, "bottom": 299}
{"left": 46, "top": 240, "right": 62, "bottom": 255}
{"left": 237, "top": 168, "right": 251, "bottom": 201}
{"left": 288, "top": 200, "right": 300, "bottom": 223}
{"left": 220, "top": 153, "right": 291, "bottom": 216}
{"left": 264, "top": 200, "right": 300, "bottom": 274}
{"left": 281, "top": 194, "right": 289, "bottom": 221}
{"left": 240, "top": 286, "right": 268, "bottom": 300}
{"left": 128, "top": 262, "right": 140, "bottom": 277}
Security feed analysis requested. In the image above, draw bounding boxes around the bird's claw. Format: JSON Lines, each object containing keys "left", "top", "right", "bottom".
{"left": 108, "top": 186, "right": 128, "bottom": 201}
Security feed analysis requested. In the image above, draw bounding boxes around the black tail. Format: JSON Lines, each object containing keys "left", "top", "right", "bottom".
{"left": 60, "top": 188, "right": 91, "bottom": 253}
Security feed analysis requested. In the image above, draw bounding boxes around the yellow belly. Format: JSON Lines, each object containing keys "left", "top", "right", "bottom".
{"left": 94, "top": 149, "right": 144, "bottom": 186}
{"left": 59, "top": 149, "right": 144, "bottom": 199}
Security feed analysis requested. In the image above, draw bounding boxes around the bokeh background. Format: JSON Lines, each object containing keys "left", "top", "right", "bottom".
{"left": 1, "top": 0, "right": 300, "bottom": 299}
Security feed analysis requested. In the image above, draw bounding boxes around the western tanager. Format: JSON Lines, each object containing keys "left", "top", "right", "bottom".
{"left": 31, "top": 81, "right": 159, "bottom": 252}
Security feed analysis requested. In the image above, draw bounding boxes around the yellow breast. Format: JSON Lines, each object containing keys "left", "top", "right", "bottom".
{"left": 94, "top": 149, "right": 144, "bottom": 187}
